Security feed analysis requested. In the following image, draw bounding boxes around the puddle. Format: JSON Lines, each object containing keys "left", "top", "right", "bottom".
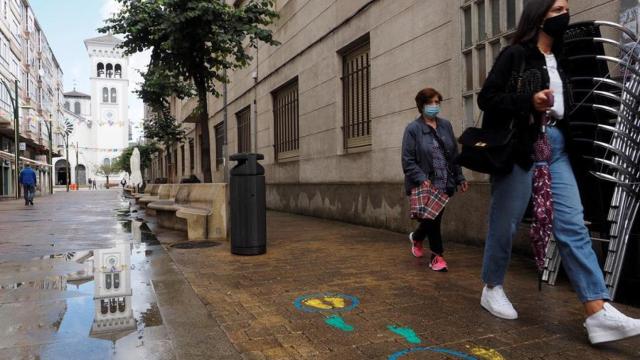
{"left": 0, "top": 201, "right": 168, "bottom": 358}
{"left": 170, "top": 241, "right": 220, "bottom": 249}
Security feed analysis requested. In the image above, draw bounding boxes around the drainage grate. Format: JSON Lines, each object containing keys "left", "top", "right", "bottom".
{"left": 169, "top": 241, "right": 221, "bottom": 249}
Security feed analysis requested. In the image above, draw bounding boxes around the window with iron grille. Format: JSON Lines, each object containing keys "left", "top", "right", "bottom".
{"left": 341, "top": 39, "right": 371, "bottom": 150}
{"left": 236, "top": 106, "right": 251, "bottom": 153}
{"left": 173, "top": 148, "right": 178, "bottom": 177}
{"left": 272, "top": 79, "right": 299, "bottom": 161}
{"left": 189, "top": 138, "right": 195, "bottom": 171}
{"left": 180, "top": 144, "right": 185, "bottom": 174}
{"left": 214, "top": 122, "right": 224, "bottom": 168}
{"left": 461, "top": 0, "right": 528, "bottom": 129}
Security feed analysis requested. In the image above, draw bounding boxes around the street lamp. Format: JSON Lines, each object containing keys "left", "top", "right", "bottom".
{"left": 44, "top": 115, "right": 53, "bottom": 194}
{"left": 75, "top": 141, "right": 80, "bottom": 187}
{"left": 56, "top": 118, "right": 74, "bottom": 192}
{"left": 0, "top": 78, "right": 20, "bottom": 200}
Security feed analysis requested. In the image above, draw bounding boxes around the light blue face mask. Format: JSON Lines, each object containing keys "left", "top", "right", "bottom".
{"left": 423, "top": 104, "right": 440, "bottom": 118}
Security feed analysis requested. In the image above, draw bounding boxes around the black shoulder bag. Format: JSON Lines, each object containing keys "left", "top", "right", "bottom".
{"left": 455, "top": 60, "right": 526, "bottom": 175}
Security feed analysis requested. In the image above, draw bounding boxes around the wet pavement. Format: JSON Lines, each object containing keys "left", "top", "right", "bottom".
{"left": 2, "top": 191, "right": 640, "bottom": 359}
{"left": 0, "top": 191, "right": 238, "bottom": 360}
{"left": 155, "top": 213, "right": 640, "bottom": 360}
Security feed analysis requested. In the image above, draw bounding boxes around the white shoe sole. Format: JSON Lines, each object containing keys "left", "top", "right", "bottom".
{"left": 588, "top": 326, "right": 640, "bottom": 344}
{"left": 480, "top": 297, "right": 518, "bottom": 320}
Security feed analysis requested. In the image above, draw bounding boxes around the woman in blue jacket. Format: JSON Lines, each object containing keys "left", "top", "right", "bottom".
{"left": 402, "top": 87, "right": 468, "bottom": 272}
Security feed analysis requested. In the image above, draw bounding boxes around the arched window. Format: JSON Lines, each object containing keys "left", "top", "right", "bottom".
{"left": 102, "top": 87, "right": 108, "bottom": 103}
{"left": 103, "top": 158, "right": 111, "bottom": 166}
{"left": 106, "top": 63, "right": 113, "bottom": 78}
{"left": 74, "top": 101, "right": 81, "bottom": 115}
{"left": 114, "top": 64, "right": 122, "bottom": 78}
{"left": 97, "top": 62, "right": 104, "bottom": 77}
{"left": 110, "top": 88, "right": 117, "bottom": 103}
{"left": 64, "top": 101, "right": 70, "bottom": 110}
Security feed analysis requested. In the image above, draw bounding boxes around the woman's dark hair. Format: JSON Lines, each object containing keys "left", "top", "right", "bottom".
{"left": 415, "top": 88, "right": 442, "bottom": 113}
{"left": 511, "top": 0, "right": 557, "bottom": 45}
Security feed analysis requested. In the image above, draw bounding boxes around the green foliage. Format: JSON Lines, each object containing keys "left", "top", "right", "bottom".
{"left": 112, "top": 142, "right": 160, "bottom": 174}
{"left": 142, "top": 108, "right": 186, "bottom": 148}
{"left": 94, "top": 162, "right": 119, "bottom": 189}
{"left": 135, "top": 65, "right": 194, "bottom": 110}
{"left": 95, "top": 162, "right": 119, "bottom": 177}
{"left": 99, "top": 0, "right": 279, "bottom": 161}
{"left": 100, "top": 0, "right": 279, "bottom": 100}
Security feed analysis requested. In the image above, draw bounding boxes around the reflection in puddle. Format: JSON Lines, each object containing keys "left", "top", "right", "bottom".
{"left": 0, "top": 200, "right": 165, "bottom": 358}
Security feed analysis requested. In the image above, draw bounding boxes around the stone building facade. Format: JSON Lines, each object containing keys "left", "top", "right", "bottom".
{"left": 151, "top": 0, "right": 622, "bottom": 247}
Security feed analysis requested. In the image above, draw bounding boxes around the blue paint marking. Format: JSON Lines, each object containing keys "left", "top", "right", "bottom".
{"left": 325, "top": 314, "right": 354, "bottom": 332}
{"left": 388, "top": 347, "right": 478, "bottom": 360}
{"left": 293, "top": 293, "right": 360, "bottom": 313}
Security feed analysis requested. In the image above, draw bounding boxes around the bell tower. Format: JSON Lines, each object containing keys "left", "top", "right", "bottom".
{"left": 84, "top": 34, "right": 129, "bottom": 168}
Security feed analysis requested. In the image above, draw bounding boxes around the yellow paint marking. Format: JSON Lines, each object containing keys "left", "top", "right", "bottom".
{"left": 303, "top": 298, "right": 333, "bottom": 309}
{"left": 468, "top": 346, "right": 505, "bottom": 360}
{"left": 303, "top": 296, "right": 347, "bottom": 310}
{"left": 323, "top": 297, "right": 346, "bottom": 308}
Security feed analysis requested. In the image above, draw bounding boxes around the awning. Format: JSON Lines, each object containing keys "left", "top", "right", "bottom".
{"left": 0, "top": 150, "right": 53, "bottom": 168}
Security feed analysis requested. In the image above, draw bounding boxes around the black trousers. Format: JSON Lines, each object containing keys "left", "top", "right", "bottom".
{"left": 412, "top": 209, "right": 445, "bottom": 255}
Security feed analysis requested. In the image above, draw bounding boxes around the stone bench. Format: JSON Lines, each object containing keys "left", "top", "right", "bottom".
{"left": 134, "top": 183, "right": 159, "bottom": 201}
{"left": 147, "top": 183, "right": 227, "bottom": 241}
{"left": 137, "top": 184, "right": 166, "bottom": 208}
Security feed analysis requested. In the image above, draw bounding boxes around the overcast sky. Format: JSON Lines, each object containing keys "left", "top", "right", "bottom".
{"left": 29, "top": 0, "right": 150, "bottom": 139}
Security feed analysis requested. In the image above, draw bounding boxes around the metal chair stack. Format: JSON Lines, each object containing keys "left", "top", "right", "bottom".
{"left": 542, "top": 21, "right": 640, "bottom": 299}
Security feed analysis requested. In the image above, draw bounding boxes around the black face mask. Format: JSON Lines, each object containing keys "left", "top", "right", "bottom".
{"left": 542, "top": 12, "right": 570, "bottom": 39}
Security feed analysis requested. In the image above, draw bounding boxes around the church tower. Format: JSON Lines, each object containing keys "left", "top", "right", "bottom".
{"left": 84, "top": 34, "right": 129, "bottom": 170}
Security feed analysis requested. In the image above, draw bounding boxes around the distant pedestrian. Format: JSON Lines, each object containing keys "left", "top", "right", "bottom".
{"left": 92, "top": 179, "right": 97, "bottom": 190}
{"left": 401, "top": 87, "right": 468, "bottom": 272}
{"left": 88, "top": 178, "right": 93, "bottom": 190}
{"left": 19, "top": 164, "right": 37, "bottom": 206}
{"left": 120, "top": 178, "right": 127, "bottom": 188}
{"left": 477, "top": 0, "right": 640, "bottom": 344}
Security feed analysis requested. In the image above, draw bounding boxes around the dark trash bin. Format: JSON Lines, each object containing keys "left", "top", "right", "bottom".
{"left": 230, "top": 153, "right": 266, "bottom": 255}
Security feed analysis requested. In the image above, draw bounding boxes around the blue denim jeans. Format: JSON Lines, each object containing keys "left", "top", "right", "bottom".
{"left": 481, "top": 127, "right": 610, "bottom": 303}
{"left": 23, "top": 184, "right": 35, "bottom": 203}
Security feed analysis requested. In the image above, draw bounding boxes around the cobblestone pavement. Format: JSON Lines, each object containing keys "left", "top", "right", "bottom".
{"left": 0, "top": 190, "right": 239, "bottom": 360}
{"left": 155, "top": 211, "right": 640, "bottom": 360}
{"left": 2, "top": 191, "right": 640, "bottom": 359}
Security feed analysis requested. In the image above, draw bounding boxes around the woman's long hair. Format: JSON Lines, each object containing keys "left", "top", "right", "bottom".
{"left": 511, "top": 0, "right": 557, "bottom": 45}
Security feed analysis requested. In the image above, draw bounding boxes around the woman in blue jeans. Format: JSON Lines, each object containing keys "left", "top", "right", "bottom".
{"left": 478, "top": 0, "right": 640, "bottom": 344}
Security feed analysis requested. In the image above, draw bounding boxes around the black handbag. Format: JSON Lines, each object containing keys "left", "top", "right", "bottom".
{"left": 456, "top": 61, "right": 526, "bottom": 175}
{"left": 456, "top": 126, "right": 515, "bottom": 175}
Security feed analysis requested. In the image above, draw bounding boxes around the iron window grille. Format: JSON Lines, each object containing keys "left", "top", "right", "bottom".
{"left": 272, "top": 79, "right": 299, "bottom": 161}
{"left": 461, "top": 0, "right": 527, "bottom": 129}
{"left": 341, "top": 39, "right": 371, "bottom": 150}
{"left": 214, "top": 123, "right": 224, "bottom": 168}
{"left": 236, "top": 106, "right": 251, "bottom": 153}
{"left": 189, "top": 138, "right": 195, "bottom": 171}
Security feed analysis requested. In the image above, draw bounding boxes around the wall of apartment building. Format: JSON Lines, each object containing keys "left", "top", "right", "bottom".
{"left": 0, "top": 0, "right": 64, "bottom": 197}
{"left": 199, "top": 0, "right": 623, "bottom": 247}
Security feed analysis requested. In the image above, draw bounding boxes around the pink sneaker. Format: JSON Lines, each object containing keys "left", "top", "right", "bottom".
{"left": 409, "top": 232, "right": 424, "bottom": 258}
{"left": 429, "top": 255, "right": 448, "bottom": 272}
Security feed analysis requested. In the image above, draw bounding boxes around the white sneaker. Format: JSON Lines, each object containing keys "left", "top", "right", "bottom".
{"left": 584, "top": 303, "right": 640, "bottom": 344}
{"left": 480, "top": 285, "right": 518, "bottom": 320}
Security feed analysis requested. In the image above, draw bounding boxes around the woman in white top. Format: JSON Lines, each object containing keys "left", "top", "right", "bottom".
{"left": 477, "top": 0, "right": 640, "bottom": 344}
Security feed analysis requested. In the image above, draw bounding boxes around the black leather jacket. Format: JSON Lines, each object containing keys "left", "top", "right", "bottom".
{"left": 478, "top": 41, "right": 573, "bottom": 171}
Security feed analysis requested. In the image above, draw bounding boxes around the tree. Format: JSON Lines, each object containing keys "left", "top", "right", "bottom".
{"left": 94, "top": 163, "right": 119, "bottom": 189}
{"left": 142, "top": 107, "right": 186, "bottom": 149}
{"left": 113, "top": 142, "right": 160, "bottom": 175}
{"left": 100, "top": 0, "right": 279, "bottom": 182}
